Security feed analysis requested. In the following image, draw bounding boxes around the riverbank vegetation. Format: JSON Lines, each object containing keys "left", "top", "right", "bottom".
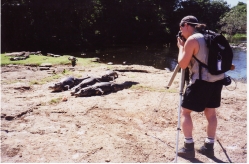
{"left": 0, "top": 54, "right": 98, "bottom": 67}
{"left": 1, "top": 0, "right": 247, "bottom": 53}
{"left": 226, "top": 33, "right": 247, "bottom": 43}
{"left": 219, "top": 2, "right": 247, "bottom": 35}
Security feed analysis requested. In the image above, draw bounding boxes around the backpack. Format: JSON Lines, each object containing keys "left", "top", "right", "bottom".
{"left": 193, "top": 30, "right": 233, "bottom": 76}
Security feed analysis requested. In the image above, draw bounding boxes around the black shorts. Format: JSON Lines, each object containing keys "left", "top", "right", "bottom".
{"left": 181, "top": 79, "right": 223, "bottom": 112}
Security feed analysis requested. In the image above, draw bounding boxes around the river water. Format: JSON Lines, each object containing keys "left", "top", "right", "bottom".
{"left": 226, "top": 49, "right": 247, "bottom": 80}
{"left": 76, "top": 45, "right": 247, "bottom": 80}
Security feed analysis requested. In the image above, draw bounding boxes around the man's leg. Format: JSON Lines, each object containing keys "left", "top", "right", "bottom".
{"left": 204, "top": 108, "right": 217, "bottom": 138}
{"left": 181, "top": 107, "right": 193, "bottom": 138}
{"left": 197, "top": 108, "right": 217, "bottom": 158}
{"left": 177, "top": 107, "right": 195, "bottom": 158}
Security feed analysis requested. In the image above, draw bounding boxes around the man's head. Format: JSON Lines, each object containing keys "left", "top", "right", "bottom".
{"left": 180, "top": 15, "right": 198, "bottom": 27}
{"left": 178, "top": 15, "right": 199, "bottom": 39}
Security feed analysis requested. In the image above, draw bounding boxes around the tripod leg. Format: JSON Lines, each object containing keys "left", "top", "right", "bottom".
{"left": 166, "top": 64, "right": 181, "bottom": 89}
{"left": 174, "top": 68, "right": 185, "bottom": 162}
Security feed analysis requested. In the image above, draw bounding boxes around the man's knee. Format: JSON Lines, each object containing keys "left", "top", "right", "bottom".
{"left": 204, "top": 108, "right": 217, "bottom": 120}
{"left": 181, "top": 107, "right": 192, "bottom": 116}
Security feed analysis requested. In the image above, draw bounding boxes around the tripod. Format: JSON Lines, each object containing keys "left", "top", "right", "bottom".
{"left": 166, "top": 64, "right": 186, "bottom": 163}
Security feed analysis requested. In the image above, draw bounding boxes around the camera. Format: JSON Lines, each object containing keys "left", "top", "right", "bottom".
{"left": 176, "top": 31, "right": 185, "bottom": 41}
{"left": 222, "top": 76, "right": 232, "bottom": 86}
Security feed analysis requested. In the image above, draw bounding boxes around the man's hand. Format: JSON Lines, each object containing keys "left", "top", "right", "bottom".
{"left": 177, "top": 37, "right": 185, "bottom": 49}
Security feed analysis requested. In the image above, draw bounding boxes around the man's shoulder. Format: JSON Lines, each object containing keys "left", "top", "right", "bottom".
{"left": 187, "top": 33, "right": 203, "bottom": 42}
{"left": 189, "top": 33, "right": 205, "bottom": 43}
{"left": 192, "top": 33, "right": 204, "bottom": 38}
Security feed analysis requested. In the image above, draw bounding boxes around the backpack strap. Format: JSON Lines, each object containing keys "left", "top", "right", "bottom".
{"left": 193, "top": 55, "right": 208, "bottom": 80}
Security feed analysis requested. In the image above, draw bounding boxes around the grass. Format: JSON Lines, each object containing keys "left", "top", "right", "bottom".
{"left": 1, "top": 68, "right": 75, "bottom": 85}
{"left": 224, "top": 33, "right": 247, "bottom": 43}
{"left": 232, "top": 33, "right": 247, "bottom": 38}
{"left": 0, "top": 54, "right": 100, "bottom": 67}
{"left": 1, "top": 79, "right": 19, "bottom": 84}
{"left": 49, "top": 97, "right": 62, "bottom": 105}
{"left": 1, "top": 53, "right": 102, "bottom": 85}
{"left": 29, "top": 69, "right": 88, "bottom": 85}
{"left": 30, "top": 74, "right": 63, "bottom": 85}
{"left": 224, "top": 33, "right": 247, "bottom": 39}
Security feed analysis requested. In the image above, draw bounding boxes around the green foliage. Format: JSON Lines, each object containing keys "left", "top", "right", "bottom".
{"left": 1, "top": 0, "right": 178, "bottom": 52}
{"left": 232, "top": 33, "right": 247, "bottom": 38}
{"left": 224, "top": 33, "right": 247, "bottom": 43}
{"left": 174, "top": 0, "right": 230, "bottom": 30}
{"left": 219, "top": 2, "right": 247, "bottom": 35}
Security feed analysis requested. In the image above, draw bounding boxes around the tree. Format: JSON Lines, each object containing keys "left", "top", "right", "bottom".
{"left": 219, "top": 2, "right": 247, "bottom": 35}
{"left": 174, "top": 0, "right": 230, "bottom": 30}
{"left": 1, "top": 0, "right": 234, "bottom": 53}
{"left": 1, "top": 0, "right": 179, "bottom": 52}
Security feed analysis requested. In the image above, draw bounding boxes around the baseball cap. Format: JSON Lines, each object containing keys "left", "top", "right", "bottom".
{"left": 180, "top": 15, "right": 199, "bottom": 25}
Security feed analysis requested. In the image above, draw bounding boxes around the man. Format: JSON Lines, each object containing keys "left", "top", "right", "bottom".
{"left": 176, "top": 15, "right": 224, "bottom": 158}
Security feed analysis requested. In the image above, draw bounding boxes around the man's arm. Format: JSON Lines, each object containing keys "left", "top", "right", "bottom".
{"left": 177, "top": 36, "right": 199, "bottom": 69}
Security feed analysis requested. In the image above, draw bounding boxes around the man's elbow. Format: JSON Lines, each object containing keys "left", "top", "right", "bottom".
{"left": 178, "top": 61, "right": 188, "bottom": 69}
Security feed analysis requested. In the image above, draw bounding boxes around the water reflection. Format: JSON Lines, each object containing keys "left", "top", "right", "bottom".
{"left": 76, "top": 45, "right": 179, "bottom": 71}
{"left": 75, "top": 45, "right": 246, "bottom": 80}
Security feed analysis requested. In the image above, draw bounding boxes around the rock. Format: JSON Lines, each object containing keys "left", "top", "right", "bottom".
{"left": 39, "top": 67, "right": 50, "bottom": 70}
{"left": 24, "top": 64, "right": 38, "bottom": 67}
{"left": 5, "top": 51, "right": 25, "bottom": 57}
{"left": 5, "top": 116, "right": 15, "bottom": 121}
{"left": 165, "top": 68, "right": 171, "bottom": 73}
{"left": 62, "top": 96, "right": 68, "bottom": 102}
{"left": 40, "top": 63, "right": 52, "bottom": 67}
{"left": 12, "top": 82, "right": 31, "bottom": 91}
{"left": 105, "top": 159, "right": 111, "bottom": 162}
{"left": 91, "top": 57, "right": 100, "bottom": 62}
{"left": 47, "top": 53, "right": 61, "bottom": 57}
{"left": 1, "top": 113, "right": 6, "bottom": 118}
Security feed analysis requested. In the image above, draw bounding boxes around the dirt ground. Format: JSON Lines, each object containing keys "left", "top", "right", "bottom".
{"left": 1, "top": 63, "right": 247, "bottom": 163}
